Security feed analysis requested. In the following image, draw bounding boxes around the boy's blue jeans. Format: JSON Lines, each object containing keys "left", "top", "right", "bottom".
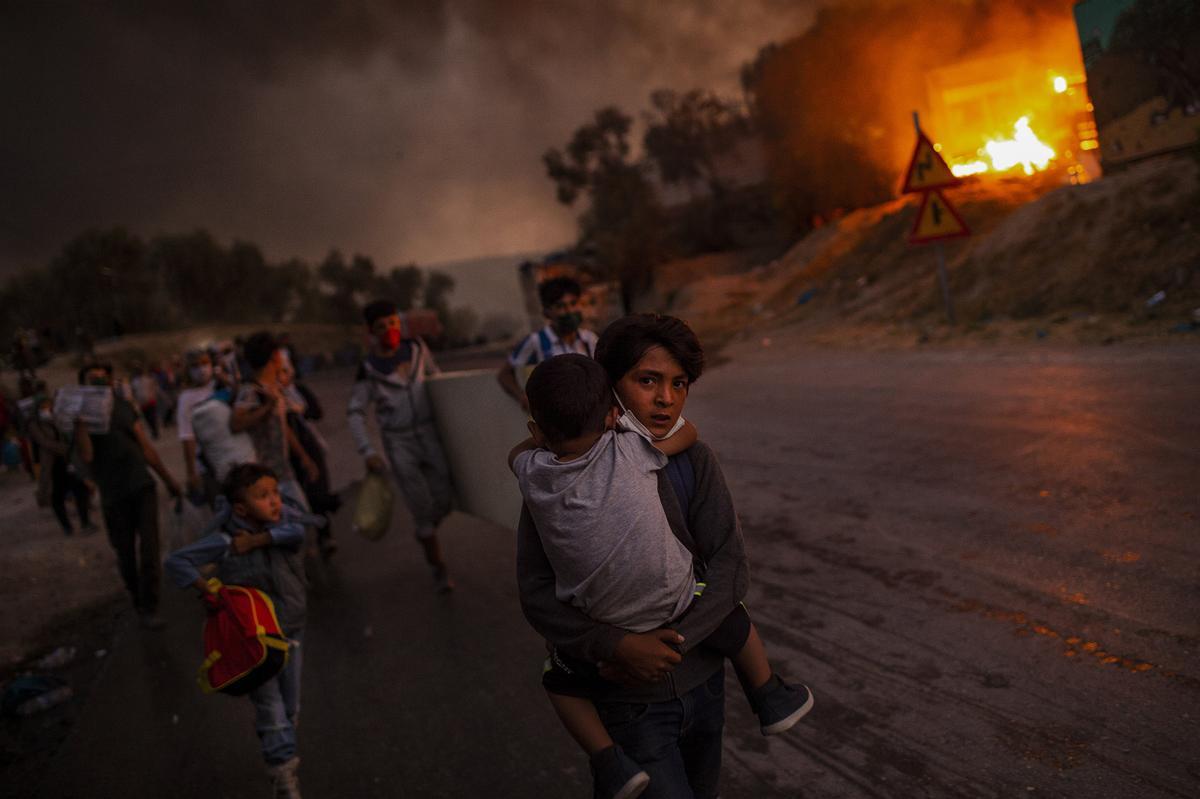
{"left": 594, "top": 666, "right": 726, "bottom": 799}
{"left": 249, "top": 631, "right": 303, "bottom": 765}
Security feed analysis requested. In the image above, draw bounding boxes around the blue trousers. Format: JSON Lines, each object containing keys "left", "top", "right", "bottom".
{"left": 595, "top": 666, "right": 726, "bottom": 799}
{"left": 249, "top": 630, "right": 303, "bottom": 764}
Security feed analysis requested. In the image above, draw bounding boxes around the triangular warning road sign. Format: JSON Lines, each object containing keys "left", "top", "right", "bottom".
{"left": 909, "top": 189, "right": 970, "bottom": 243}
{"left": 902, "top": 132, "right": 961, "bottom": 193}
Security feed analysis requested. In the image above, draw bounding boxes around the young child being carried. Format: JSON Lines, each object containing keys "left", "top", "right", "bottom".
{"left": 164, "top": 463, "right": 313, "bottom": 799}
{"left": 509, "top": 354, "right": 813, "bottom": 799}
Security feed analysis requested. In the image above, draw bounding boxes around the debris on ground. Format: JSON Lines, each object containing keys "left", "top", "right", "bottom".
{"left": 34, "top": 646, "right": 76, "bottom": 670}
{"left": 2, "top": 675, "right": 73, "bottom": 717}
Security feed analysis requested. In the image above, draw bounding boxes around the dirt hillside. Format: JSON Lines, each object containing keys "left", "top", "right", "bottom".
{"left": 651, "top": 155, "right": 1200, "bottom": 348}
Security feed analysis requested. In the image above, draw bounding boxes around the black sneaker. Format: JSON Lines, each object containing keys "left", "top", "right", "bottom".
{"left": 752, "top": 675, "right": 814, "bottom": 736}
{"left": 432, "top": 566, "right": 455, "bottom": 593}
{"left": 590, "top": 745, "right": 649, "bottom": 799}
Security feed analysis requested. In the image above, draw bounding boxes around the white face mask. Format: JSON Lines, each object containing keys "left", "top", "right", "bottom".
{"left": 38, "top": 409, "right": 53, "bottom": 422}
{"left": 190, "top": 364, "right": 213, "bottom": 385}
{"left": 613, "top": 391, "right": 686, "bottom": 441}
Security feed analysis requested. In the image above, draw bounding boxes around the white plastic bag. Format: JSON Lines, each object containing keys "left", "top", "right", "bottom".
{"left": 353, "top": 472, "right": 394, "bottom": 541}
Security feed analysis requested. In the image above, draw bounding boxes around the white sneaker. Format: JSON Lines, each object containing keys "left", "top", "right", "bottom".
{"left": 268, "top": 757, "right": 301, "bottom": 799}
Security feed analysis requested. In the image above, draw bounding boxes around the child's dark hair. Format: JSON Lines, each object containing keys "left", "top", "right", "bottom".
{"left": 223, "top": 462, "right": 278, "bottom": 504}
{"left": 363, "top": 299, "right": 397, "bottom": 328}
{"left": 594, "top": 314, "right": 705, "bottom": 386}
{"left": 242, "top": 331, "right": 278, "bottom": 371}
{"left": 538, "top": 276, "right": 582, "bottom": 310}
{"left": 525, "top": 354, "right": 612, "bottom": 445}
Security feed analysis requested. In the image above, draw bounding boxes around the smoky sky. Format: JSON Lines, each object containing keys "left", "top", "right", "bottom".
{"left": 0, "top": 1, "right": 818, "bottom": 275}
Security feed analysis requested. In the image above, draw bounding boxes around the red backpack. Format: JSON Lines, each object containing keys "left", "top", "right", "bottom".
{"left": 197, "top": 579, "right": 290, "bottom": 695}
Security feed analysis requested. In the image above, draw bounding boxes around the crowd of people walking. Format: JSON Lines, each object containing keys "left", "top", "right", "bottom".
{"left": 7, "top": 278, "right": 812, "bottom": 799}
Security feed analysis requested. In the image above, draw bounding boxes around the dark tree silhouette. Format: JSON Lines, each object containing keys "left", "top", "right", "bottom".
{"left": 543, "top": 107, "right": 668, "bottom": 311}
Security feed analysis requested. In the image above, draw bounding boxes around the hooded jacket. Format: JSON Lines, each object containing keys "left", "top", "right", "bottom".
{"left": 346, "top": 337, "right": 440, "bottom": 458}
{"left": 164, "top": 498, "right": 325, "bottom": 634}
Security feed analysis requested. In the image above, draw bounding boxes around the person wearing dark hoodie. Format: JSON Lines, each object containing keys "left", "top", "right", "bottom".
{"left": 74, "top": 362, "right": 183, "bottom": 630}
{"left": 518, "top": 314, "right": 774, "bottom": 799}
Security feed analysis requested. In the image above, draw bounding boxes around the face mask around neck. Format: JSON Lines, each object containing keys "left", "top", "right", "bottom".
{"left": 612, "top": 391, "right": 685, "bottom": 442}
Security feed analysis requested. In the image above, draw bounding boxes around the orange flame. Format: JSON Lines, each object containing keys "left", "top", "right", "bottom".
{"left": 950, "top": 116, "right": 1056, "bottom": 178}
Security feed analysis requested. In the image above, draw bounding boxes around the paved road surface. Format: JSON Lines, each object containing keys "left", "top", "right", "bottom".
{"left": 699, "top": 339, "right": 1200, "bottom": 798}
{"left": 26, "top": 340, "right": 1200, "bottom": 798}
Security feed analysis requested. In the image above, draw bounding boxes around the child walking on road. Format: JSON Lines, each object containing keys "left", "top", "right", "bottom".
{"left": 510, "top": 355, "right": 813, "bottom": 799}
{"left": 165, "top": 463, "right": 312, "bottom": 799}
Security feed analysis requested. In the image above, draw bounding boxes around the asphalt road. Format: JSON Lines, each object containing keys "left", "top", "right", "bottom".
{"left": 25, "top": 340, "right": 1200, "bottom": 798}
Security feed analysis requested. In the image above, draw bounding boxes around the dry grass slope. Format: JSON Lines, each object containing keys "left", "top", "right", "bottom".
{"left": 657, "top": 156, "right": 1200, "bottom": 348}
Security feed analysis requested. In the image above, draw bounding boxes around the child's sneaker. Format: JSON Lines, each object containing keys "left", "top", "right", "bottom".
{"left": 751, "top": 675, "right": 814, "bottom": 736}
{"left": 590, "top": 744, "right": 649, "bottom": 799}
{"left": 432, "top": 565, "right": 455, "bottom": 593}
{"left": 267, "top": 756, "right": 301, "bottom": 799}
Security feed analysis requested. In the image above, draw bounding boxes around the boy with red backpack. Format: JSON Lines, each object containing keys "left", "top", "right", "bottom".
{"left": 165, "top": 463, "right": 317, "bottom": 799}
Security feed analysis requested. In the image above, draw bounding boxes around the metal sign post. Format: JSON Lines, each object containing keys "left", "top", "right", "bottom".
{"left": 935, "top": 242, "right": 956, "bottom": 325}
{"left": 903, "top": 111, "right": 970, "bottom": 325}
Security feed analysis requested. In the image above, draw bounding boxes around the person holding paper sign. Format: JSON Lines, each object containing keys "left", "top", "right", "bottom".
{"left": 74, "top": 363, "right": 184, "bottom": 630}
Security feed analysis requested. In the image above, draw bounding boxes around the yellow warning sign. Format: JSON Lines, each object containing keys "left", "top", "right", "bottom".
{"left": 909, "top": 189, "right": 970, "bottom": 243}
{"left": 902, "top": 132, "right": 961, "bottom": 193}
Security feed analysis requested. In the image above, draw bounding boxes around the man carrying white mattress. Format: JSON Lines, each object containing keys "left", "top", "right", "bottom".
{"left": 347, "top": 299, "right": 455, "bottom": 593}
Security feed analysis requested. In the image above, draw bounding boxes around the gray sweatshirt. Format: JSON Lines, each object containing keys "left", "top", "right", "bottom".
{"left": 346, "top": 338, "right": 440, "bottom": 458}
{"left": 514, "top": 431, "right": 695, "bottom": 633}
{"left": 516, "top": 440, "right": 749, "bottom": 703}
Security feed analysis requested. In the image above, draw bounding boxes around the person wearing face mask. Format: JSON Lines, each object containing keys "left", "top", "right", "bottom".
{"left": 231, "top": 332, "right": 320, "bottom": 512}
{"left": 27, "top": 389, "right": 94, "bottom": 536}
{"left": 497, "top": 276, "right": 598, "bottom": 412}
{"left": 348, "top": 299, "right": 455, "bottom": 592}
{"left": 279, "top": 355, "right": 341, "bottom": 557}
{"left": 175, "top": 349, "right": 221, "bottom": 505}
{"left": 517, "top": 314, "right": 776, "bottom": 799}
{"left": 73, "top": 362, "right": 184, "bottom": 629}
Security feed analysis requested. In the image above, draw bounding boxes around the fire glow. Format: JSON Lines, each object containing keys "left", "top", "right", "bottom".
{"left": 949, "top": 116, "right": 1056, "bottom": 178}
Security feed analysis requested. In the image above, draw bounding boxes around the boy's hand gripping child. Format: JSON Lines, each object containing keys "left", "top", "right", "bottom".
{"left": 510, "top": 354, "right": 814, "bottom": 799}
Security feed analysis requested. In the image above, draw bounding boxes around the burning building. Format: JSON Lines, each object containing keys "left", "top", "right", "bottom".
{"left": 745, "top": 0, "right": 1109, "bottom": 230}
{"left": 923, "top": 50, "right": 1100, "bottom": 183}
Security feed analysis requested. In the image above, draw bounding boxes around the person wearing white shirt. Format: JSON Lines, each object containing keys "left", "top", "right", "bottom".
{"left": 497, "top": 276, "right": 598, "bottom": 412}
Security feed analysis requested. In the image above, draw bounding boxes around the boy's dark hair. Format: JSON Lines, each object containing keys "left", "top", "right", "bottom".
{"left": 77, "top": 361, "right": 113, "bottom": 385}
{"left": 525, "top": 354, "right": 612, "bottom": 445}
{"left": 594, "top": 314, "right": 705, "bottom": 386}
{"left": 242, "top": 331, "right": 278, "bottom": 371}
{"left": 538, "top": 276, "right": 582, "bottom": 310}
{"left": 363, "top": 299, "right": 397, "bottom": 328}
{"left": 223, "top": 462, "right": 278, "bottom": 504}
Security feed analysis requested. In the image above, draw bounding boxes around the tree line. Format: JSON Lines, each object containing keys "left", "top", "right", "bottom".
{"left": 0, "top": 227, "right": 458, "bottom": 350}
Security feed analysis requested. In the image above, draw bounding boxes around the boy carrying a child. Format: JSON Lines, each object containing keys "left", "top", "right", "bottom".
{"left": 510, "top": 354, "right": 813, "bottom": 799}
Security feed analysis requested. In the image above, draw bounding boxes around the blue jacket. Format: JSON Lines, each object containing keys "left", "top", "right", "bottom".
{"left": 165, "top": 498, "right": 322, "bottom": 634}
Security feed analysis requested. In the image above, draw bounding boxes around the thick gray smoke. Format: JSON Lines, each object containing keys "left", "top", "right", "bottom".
{"left": 0, "top": 1, "right": 818, "bottom": 274}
